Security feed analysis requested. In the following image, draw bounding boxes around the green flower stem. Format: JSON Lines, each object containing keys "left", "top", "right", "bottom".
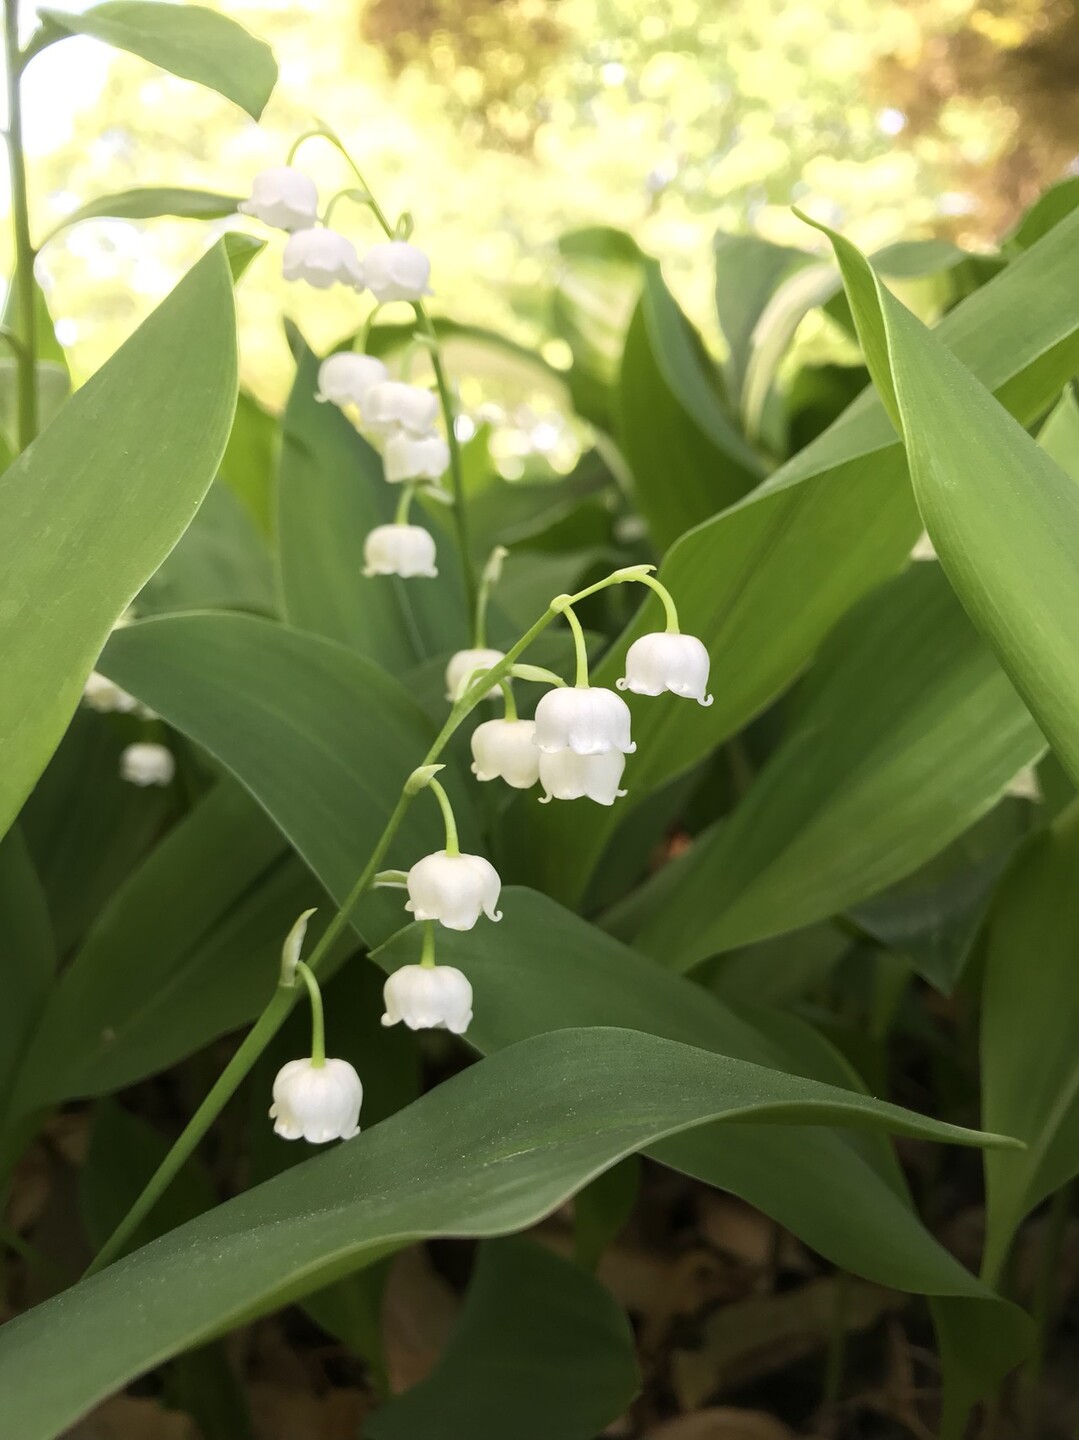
{"left": 420, "top": 921, "right": 436, "bottom": 969}
{"left": 85, "top": 565, "right": 643, "bottom": 1278}
{"left": 556, "top": 601, "right": 590, "bottom": 688}
{"left": 425, "top": 776, "right": 460, "bottom": 856}
{"left": 394, "top": 484, "right": 415, "bottom": 525}
{"left": 500, "top": 679, "right": 518, "bottom": 722}
{"left": 473, "top": 547, "right": 507, "bottom": 649}
{"left": 636, "top": 572, "right": 680, "bottom": 633}
{"left": 295, "top": 962, "right": 326, "bottom": 1067}
{"left": 3, "top": 0, "right": 37, "bottom": 450}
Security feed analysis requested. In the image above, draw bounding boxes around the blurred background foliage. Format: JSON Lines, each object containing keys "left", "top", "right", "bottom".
{"left": 8, "top": 0, "right": 1079, "bottom": 407}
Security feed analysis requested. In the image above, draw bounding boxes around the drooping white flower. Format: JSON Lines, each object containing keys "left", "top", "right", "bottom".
{"left": 362, "top": 381, "right": 440, "bottom": 436}
{"left": 381, "top": 964, "right": 473, "bottom": 1034}
{"left": 383, "top": 430, "right": 450, "bottom": 483}
{"left": 532, "top": 686, "right": 635, "bottom": 756}
{"left": 316, "top": 352, "right": 388, "bottom": 408}
{"left": 445, "top": 647, "right": 505, "bottom": 701}
{"left": 470, "top": 718, "right": 540, "bottom": 789}
{"left": 617, "top": 632, "right": 713, "bottom": 706}
{"left": 538, "top": 748, "right": 627, "bottom": 806}
{"left": 405, "top": 850, "right": 502, "bottom": 930}
{"left": 119, "top": 742, "right": 175, "bottom": 788}
{"left": 269, "top": 1057, "right": 362, "bottom": 1143}
{"left": 363, "top": 524, "right": 438, "bottom": 578}
{"left": 238, "top": 166, "right": 319, "bottom": 231}
{"left": 361, "top": 241, "right": 433, "bottom": 303}
{"left": 83, "top": 670, "right": 139, "bottom": 714}
{"left": 282, "top": 228, "right": 365, "bottom": 289}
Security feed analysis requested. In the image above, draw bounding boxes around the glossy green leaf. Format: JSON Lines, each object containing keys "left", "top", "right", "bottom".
{"left": 0, "top": 243, "right": 237, "bottom": 840}
{"left": 0, "top": 827, "right": 53, "bottom": 1109}
{"left": 981, "top": 801, "right": 1079, "bottom": 1284}
{"left": 518, "top": 206, "right": 1079, "bottom": 904}
{"left": 37, "top": 3, "right": 277, "bottom": 119}
{"left": 277, "top": 346, "right": 467, "bottom": 670}
{"left": 42, "top": 188, "right": 241, "bottom": 243}
{"left": 138, "top": 481, "right": 276, "bottom": 616}
{"left": 0, "top": 358, "right": 69, "bottom": 447}
{"left": 712, "top": 231, "right": 815, "bottom": 406}
{"left": 618, "top": 262, "right": 763, "bottom": 548}
{"left": 625, "top": 565, "right": 1044, "bottom": 969}
{"left": 552, "top": 226, "right": 644, "bottom": 429}
{"left": 98, "top": 613, "right": 457, "bottom": 944}
{"left": 219, "top": 389, "right": 279, "bottom": 537}
{"left": 817, "top": 218, "right": 1079, "bottom": 786}
{"left": 365, "top": 1238, "right": 638, "bottom": 1440}
{"left": 0, "top": 1024, "right": 1015, "bottom": 1440}
{"left": 1037, "top": 386, "right": 1079, "bottom": 482}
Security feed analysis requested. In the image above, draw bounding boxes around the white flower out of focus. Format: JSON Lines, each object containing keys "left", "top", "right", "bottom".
{"left": 405, "top": 850, "right": 502, "bottom": 930}
{"left": 362, "top": 381, "right": 440, "bottom": 436}
{"left": 383, "top": 430, "right": 450, "bottom": 483}
{"left": 119, "top": 742, "right": 175, "bottom": 788}
{"left": 282, "top": 228, "right": 365, "bottom": 289}
{"left": 363, "top": 523, "right": 438, "bottom": 578}
{"left": 361, "top": 241, "right": 433, "bottom": 303}
{"left": 470, "top": 718, "right": 540, "bottom": 789}
{"left": 617, "top": 632, "right": 714, "bottom": 706}
{"left": 533, "top": 686, "right": 636, "bottom": 755}
{"left": 445, "top": 647, "right": 505, "bottom": 701}
{"left": 316, "top": 352, "right": 388, "bottom": 408}
{"left": 381, "top": 963, "right": 473, "bottom": 1034}
{"left": 538, "top": 748, "right": 627, "bottom": 806}
{"left": 82, "top": 670, "right": 138, "bottom": 714}
{"left": 238, "top": 166, "right": 319, "bottom": 231}
{"left": 269, "top": 1058, "right": 362, "bottom": 1143}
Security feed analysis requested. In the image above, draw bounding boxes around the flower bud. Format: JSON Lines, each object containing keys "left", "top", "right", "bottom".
{"left": 538, "top": 748, "right": 627, "bottom": 806}
{"left": 361, "top": 240, "right": 433, "bottom": 302}
{"left": 617, "top": 632, "right": 713, "bottom": 706}
{"left": 83, "top": 670, "right": 138, "bottom": 714}
{"left": 383, "top": 431, "right": 449, "bottom": 483}
{"left": 532, "top": 686, "right": 635, "bottom": 756}
{"left": 363, "top": 523, "right": 438, "bottom": 578}
{"left": 282, "top": 228, "right": 365, "bottom": 289}
{"left": 269, "top": 1057, "right": 362, "bottom": 1143}
{"left": 381, "top": 964, "right": 473, "bottom": 1034}
{"left": 405, "top": 850, "right": 502, "bottom": 930}
{"left": 445, "top": 647, "right": 505, "bottom": 701}
{"left": 470, "top": 718, "right": 540, "bottom": 789}
{"left": 362, "top": 381, "right": 439, "bottom": 436}
{"left": 316, "top": 352, "right": 388, "bottom": 408}
{"left": 238, "top": 166, "right": 318, "bottom": 231}
{"left": 119, "top": 742, "right": 175, "bottom": 788}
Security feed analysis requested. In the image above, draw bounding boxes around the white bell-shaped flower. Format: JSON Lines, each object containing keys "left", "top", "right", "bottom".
{"left": 381, "top": 964, "right": 473, "bottom": 1034}
{"left": 282, "top": 228, "right": 365, "bottom": 289}
{"left": 405, "top": 850, "right": 502, "bottom": 930}
{"left": 383, "top": 430, "right": 450, "bottom": 483}
{"left": 316, "top": 352, "right": 388, "bottom": 408}
{"left": 539, "top": 749, "right": 627, "bottom": 806}
{"left": 617, "top": 632, "right": 713, "bottom": 706}
{"left": 470, "top": 718, "right": 539, "bottom": 789}
{"left": 269, "top": 1057, "right": 362, "bottom": 1143}
{"left": 83, "top": 670, "right": 139, "bottom": 714}
{"left": 445, "top": 647, "right": 505, "bottom": 701}
{"left": 238, "top": 166, "right": 319, "bottom": 231}
{"left": 119, "top": 742, "right": 175, "bottom": 787}
{"left": 533, "top": 686, "right": 635, "bottom": 756}
{"left": 362, "top": 381, "right": 439, "bottom": 436}
{"left": 361, "top": 241, "right": 433, "bottom": 302}
{"left": 363, "top": 523, "right": 438, "bottom": 578}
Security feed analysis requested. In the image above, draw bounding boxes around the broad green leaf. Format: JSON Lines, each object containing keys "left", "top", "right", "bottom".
{"left": 552, "top": 226, "right": 644, "bottom": 429}
{"left": 816, "top": 219, "right": 1079, "bottom": 786}
{"left": 219, "top": 389, "right": 279, "bottom": 537}
{"left": 37, "top": 3, "right": 277, "bottom": 119}
{"left": 981, "top": 801, "right": 1079, "bottom": 1284}
{"left": 517, "top": 205, "right": 1079, "bottom": 904}
{"left": 1038, "top": 386, "right": 1079, "bottom": 482}
{"left": 98, "top": 613, "right": 461, "bottom": 944}
{"left": 1, "top": 262, "right": 67, "bottom": 367}
{"left": 0, "top": 1025, "right": 1015, "bottom": 1440}
{"left": 712, "top": 231, "right": 815, "bottom": 406}
{"left": 624, "top": 565, "right": 1044, "bottom": 970}
{"left": 277, "top": 346, "right": 467, "bottom": 670}
{"left": 618, "top": 262, "right": 763, "bottom": 548}
{"left": 0, "top": 358, "right": 69, "bottom": 447}
{"left": 0, "top": 828, "right": 53, "bottom": 1109}
{"left": 13, "top": 783, "right": 339, "bottom": 1109}
{"left": 42, "top": 188, "right": 241, "bottom": 243}
{"left": 0, "top": 243, "right": 237, "bottom": 839}
{"left": 138, "top": 481, "right": 276, "bottom": 616}
{"left": 365, "top": 1238, "right": 638, "bottom": 1440}
{"left": 1005, "top": 176, "right": 1079, "bottom": 251}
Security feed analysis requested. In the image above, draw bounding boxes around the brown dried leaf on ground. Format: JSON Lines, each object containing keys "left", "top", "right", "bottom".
{"left": 646, "top": 1407, "right": 804, "bottom": 1439}
{"left": 671, "top": 1276, "right": 902, "bottom": 1409}
{"left": 698, "top": 1196, "right": 809, "bottom": 1278}
{"left": 382, "top": 1244, "right": 460, "bottom": 1393}
{"left": 248, "top": 1384, "right": 368, "bottom": 1440}
{"left": 66, "top": 1395, "right": 200, "bottom": 1440}
{"left": 599, "top": 1241, "right": 747, "bottom": 1352}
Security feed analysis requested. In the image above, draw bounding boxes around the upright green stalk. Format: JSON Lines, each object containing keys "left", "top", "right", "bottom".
{"left": 3, "top": 0, "right": 37, "bottom": 449}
